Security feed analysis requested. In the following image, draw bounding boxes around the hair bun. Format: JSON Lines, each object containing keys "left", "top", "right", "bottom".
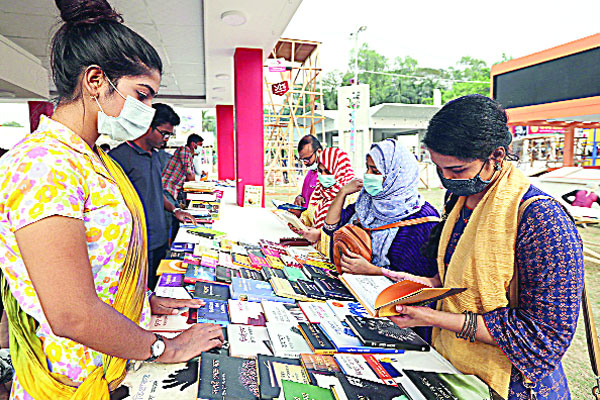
{"left": 55, "top": 0, "right": 122, "bottom": 26}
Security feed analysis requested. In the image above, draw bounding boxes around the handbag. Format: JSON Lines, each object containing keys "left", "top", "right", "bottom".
{"left": 332, "top": 216, "right": 440, "bottom": 274}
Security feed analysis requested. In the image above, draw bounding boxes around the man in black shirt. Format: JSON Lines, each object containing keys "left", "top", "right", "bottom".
{"left": 110, "top": 103, "right": 195, "bottom": 289}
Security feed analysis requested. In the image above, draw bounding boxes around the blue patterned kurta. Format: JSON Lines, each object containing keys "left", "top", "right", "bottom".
{"left": 443, "top": 186, "right": 584, "bottom": 400}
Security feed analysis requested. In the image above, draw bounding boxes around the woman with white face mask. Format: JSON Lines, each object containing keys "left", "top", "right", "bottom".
{"left": 0, "top": 0, "right": 223, "bottom": 398}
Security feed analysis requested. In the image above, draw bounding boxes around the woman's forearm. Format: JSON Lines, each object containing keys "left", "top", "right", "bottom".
{"left": 325, "top": 190, "right": 348, "bottom": 225}
{"left": 424, "top": 309, "right": 495, "bottom": 345}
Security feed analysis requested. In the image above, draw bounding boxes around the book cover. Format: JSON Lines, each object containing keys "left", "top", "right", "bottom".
{"left": 198, "top": 353, "right": 260, "bottom": 400}
{"left": 340, "top": 274, "right": 466, "bottom": 317}
{"left": 215, "top": 266, "right": 239, "bottom": 284}
{"left": 283, "top": 265, "right": 308, "bottom": 281}
{"left": 333, "top": 372, "right": 413, "bottom": 400}
{"left": 262, "top": 301, "right": 308, "bottom": 324}
{"left": 183, "top": 264, "right": 215, "bottom": 284}
{"left": 261, "top": 266, "right": 286, "bottom": 281}
{"left": 303, "top": 258, "right": 336, "bottom": 272}
{"left": 183, "top": 254, "right": 202, "bottom": 266}
{"left": 266, "top": 255, "right": 286, "bottom": 270}
{"left": 372, "top": 352, "right": 458, "bottom": 376}
{"left": 272, "top": 209, "right": 308, "bottom": 232}
{"left": 200, "top": 254, "right": 218, "bottom": 269}
{"left": 403, "top": 370, "right": 504, "bottom": 400}
{"left": 281, "top": 380, "right": 335, "bottom": 400}
{"left": 218, "top": 252, "right": 235, "bottom": 269}
{"left": 270, "top": 277, "right": 310, "bottom": 302}
{"left": 334, "top": 353, "right": 401, "bottom": 386}
{"left": 249, "top": 252, "right": 270, "bottom": 270}
{"left": 346, "top": 315, "right": 430, "bottom": 352}
{"left": 319, "top": 320, "right": 403, "bottom": 354}
{"left": 157, "top": 273, "right": 184, "bottom": 288}
{"left": 155, "top": 285, "right": 192, "bottom": 300}
{"left": 243, "top": 185, "right": 263, "bottom": 208}
{"left": 325, "top": 300, "right": 369, "bottom": 321}
{"left": 157, "top": 260, "right": 187, "bottom": 275}
{"left": 230, "top": 277, "right": 294, "bottom": 304}
{"left": 149, "top": 309, "right": 194, "bottom": 332}
{"left": 280, "top": 255, "right": 303, "bottom": 269}
{"left": 227, "top": 324, "right": 273, "bottom": 358}
{"left": 298, "top": 302, "right": 337, "bottom": 324}
{"left": 300, "top": 354, "right": 341, "bottom": 384}
{"left": 187, "top": 226, "right": 226, "bottom": 239}
{"left": 240, "top": 268, "right": 265, "bottom": 281}
{"left": 257, "top": 355, "right": 307, "bottom": 400}
{"left": 112, "top": 360, "right": 198, "bottom": 400}
{"left": 197, "top": 299, "right": 229, "bottom": 326}
{"left": 193, "top": 281, "right": 230, "bottom": 301}
{"left": 228, "top": 299, "right": 267, "bottom": 326}
{"left": 166, "top": 250, "right": 186, "bottom": 260}
{"left": 231, "top": 244, "right": 248, "bottom": 256}
{"left": 294, "top": 281, "right": 327, "bottom": 302}
{"left": 313, "top": 276, "right": 355, "bottom": 301}
{"left": 266, "top": 322, "right": 313, "bottom": 358}
{"left": 272, "top": 199, "right": 307, "bottom": 212}
{"left": 297, "top": 322, "right": 336, "bottom": 355}
{"left": 170, "top": 242, "right": 195, "bottom": 253}
{"left": 301, "top": 264, "right": 330, "bottom": 280}
{"left": 232, "top": 254, "right": 253, "bottom": 269}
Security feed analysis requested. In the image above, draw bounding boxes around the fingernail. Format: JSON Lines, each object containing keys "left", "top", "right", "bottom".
{"left": 396, "top": 305, "right": 403, "bottom": 313}
{"left": 172, "top": 309, "right": 179, "bottom": 315}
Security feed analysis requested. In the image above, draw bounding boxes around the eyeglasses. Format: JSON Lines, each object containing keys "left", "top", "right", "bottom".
{"left": 154, "top": 128, "right": 172, "bottom": 138}
{"left": 300, "top": 150, "right": 317, "bottom": 164}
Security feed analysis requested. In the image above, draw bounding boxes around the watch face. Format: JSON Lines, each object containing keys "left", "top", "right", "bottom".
{"left": 152, "top": 337, "right": 166, "bottom": 357}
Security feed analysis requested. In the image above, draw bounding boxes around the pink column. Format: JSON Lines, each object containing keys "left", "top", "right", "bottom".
{"left": 216, "top": 105, "right": 235, "bottom": 180}
{"left": 234, "top": 48, "right": 264, "bottom": 207}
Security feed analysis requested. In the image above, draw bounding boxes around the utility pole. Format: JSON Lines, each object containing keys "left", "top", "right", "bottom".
{"left": 349, "top": 26, "right": 366, "bottom": 152}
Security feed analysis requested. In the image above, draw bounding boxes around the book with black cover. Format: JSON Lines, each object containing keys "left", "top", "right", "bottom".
{"left": 346, "top": 315, "right": 430, "bottom": 352}
{"left": 198, "top": 353, "right": 260, "bottom": 400}
{"left": 333, "top": 373, "right": 413, "bottom": 400}
{"left": 240, "top": 268, "right": 265, "bottom": 281}
{"left": 215, "top": 265, "right": 239, "bottom": 284}
{"left": 301, "top": 264, "right": 331, "bottom": 280}
{"left": 166, "top": 250, "right": 186, "bottom": 260}
{"left": 257, "top": 355, "right": 306, "bottom": 400}
{"left": 295, "top": 280, "right": 328, "bottom": 301}
{"left": 298, "top": 322, "right": 336, "bottom": 355}
{"left": 193, "top": 281, "right": 230, "bottom": 301}
{"left": 403, "top": 370, "right": 504, "bottom": 400}
{"left": 313, "top": 276, "right": 355, "bottom": 301}
{"left": 261, "top": 266, "right": 286, "bottom": 281}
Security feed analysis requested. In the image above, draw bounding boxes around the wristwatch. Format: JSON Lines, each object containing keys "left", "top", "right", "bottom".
{"left": 173, "top": 207, "right": 182, "bottom": 214}
{"left": 145, "top": 334, "right": 166, "bottom": 362}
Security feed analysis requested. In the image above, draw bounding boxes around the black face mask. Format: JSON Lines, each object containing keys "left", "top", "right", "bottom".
{"left": 437, "top": 160, "right": 501, "bottom": 197}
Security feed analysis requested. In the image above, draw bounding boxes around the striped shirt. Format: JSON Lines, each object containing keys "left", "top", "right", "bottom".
{"left": 162, "top": 145, "right": 195, "bottom": 199}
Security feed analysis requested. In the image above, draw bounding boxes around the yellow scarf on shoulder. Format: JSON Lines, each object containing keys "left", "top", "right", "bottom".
{"left": 0, "top": 150, "right": 148, "bottom": 399}
{"left": 432, "top": 162, "right": 530, "bottom": 399}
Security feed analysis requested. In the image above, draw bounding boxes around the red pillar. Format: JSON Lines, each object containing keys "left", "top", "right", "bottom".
{"left": 216, "top": 105, "right": 235, "bottom": 180}
{"left": 563, "top": 126, "right": 575, "bottom": 167}
{"left": 28, "top": 101, "right": 54, "bottom": 132}
{"left": 234, "top": 48, "right": 264, "bottom": 207}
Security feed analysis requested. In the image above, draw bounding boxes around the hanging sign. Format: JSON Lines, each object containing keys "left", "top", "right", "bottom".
{"left": 272, "top": 81, "right": 290, "bottom": 96}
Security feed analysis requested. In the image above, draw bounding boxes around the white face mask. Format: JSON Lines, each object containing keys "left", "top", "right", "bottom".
{"left": 308, "top": 162, "right": 318, "bottom": 171}
{"left": 94, "top": 77, "right": 155, "bottom": 141}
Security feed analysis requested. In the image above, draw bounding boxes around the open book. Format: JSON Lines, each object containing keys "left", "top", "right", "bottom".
{"left": 339, "top": 274, "right": 465, "bottom": 317}
{"left": 272, "top": 209, "right": 308, "bottom": 232}
{"left": 272, "top": 199, "right": 307, "bottom": 212}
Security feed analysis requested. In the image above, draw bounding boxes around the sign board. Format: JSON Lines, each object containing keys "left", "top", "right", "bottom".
{"left": 337, "top": 84, "right": 370, "bottom": 172}
{"left": 271, "top": 81, "right": 290, "bottom": 96}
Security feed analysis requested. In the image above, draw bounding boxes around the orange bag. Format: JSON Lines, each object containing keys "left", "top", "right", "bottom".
{"left": 332, "top": 216, "right": 440, "bottom": 274}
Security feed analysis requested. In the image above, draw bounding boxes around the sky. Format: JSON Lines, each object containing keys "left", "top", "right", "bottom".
{"left": 283, "top": 0, "right": 600, "bottom": 73}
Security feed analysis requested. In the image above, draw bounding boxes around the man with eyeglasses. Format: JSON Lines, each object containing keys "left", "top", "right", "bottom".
{"left": 109, "top": 103, "right": 196, "bottom": 289}
{"left": 294, "top": 135, "right": 323, "bottom": 207}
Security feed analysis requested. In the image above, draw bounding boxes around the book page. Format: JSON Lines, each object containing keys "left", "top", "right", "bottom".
{"left": 272, "top": 209, "right": 308, "bottom": 231}
{"left": 340, "top": 275, "right": 393, "bottom": 315}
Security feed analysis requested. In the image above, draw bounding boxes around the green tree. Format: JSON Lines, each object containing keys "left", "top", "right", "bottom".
{"left": 440, "top": 56, "right": 491, "bottom": 103}
{"left": 322, "top": 70, "right": 344, "bottom": 110}
{"left": 201, "top": 110, "right": 216, "bottom": 133}
{"left": 0, "top": 121, "right": 23, "bottom": 127}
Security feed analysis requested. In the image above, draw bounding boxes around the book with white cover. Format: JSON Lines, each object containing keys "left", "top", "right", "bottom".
{"left": 187, "top": 192, "right": 217, "bottom": 202}
{"left": 325, "top": 300, "right": 370, "bottom": 321}
{"left": 339, "top": 275, "right": 394, "bottom": 315}
{"left": 154, "top": 286, "right": 192, "bottom": 300}
{"left": 227, "top": 324, "right": 273, "bottom": 358}
{"left": 271, "top": 209, "right": 308, "bottom": 232}
{"left": 333, "top": 354, "right": 381, "bottom": 384}
{"left": 228, "top": 299, "right": 267, "bottom": 326}
{"left": 149, "top": 309, "right": 194, "bottom": 332}
{"left": 298, "top": 302, "right": 337, "bottom": 324}
{"left": 266, "top": 323, "right": 312, "bottom": 359}
{"left": 262, "top": 301, "right": 308, "bottom": 324}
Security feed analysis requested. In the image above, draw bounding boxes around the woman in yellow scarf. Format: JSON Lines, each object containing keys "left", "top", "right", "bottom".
{"left": 0, "top": 1, "right": 223, "bottom": 398}
{"left": 385, "top": 95, "right": 584, "bottom": 400}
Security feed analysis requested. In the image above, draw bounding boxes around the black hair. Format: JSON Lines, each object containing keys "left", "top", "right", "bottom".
{"left": 51, "top": 0, "right": 162, "bottom": 102}
{"left": 421, "top": 94, "right": 517, "bottom": 260}
{"left": 187, "top": 134, "right": 203, "bottom": 146}
{"left": 151, "top": 103, "right": 180, "bottom": 128}
{"left": 423, "top": 94, "right": 515, "bottom": 161}
{"left": 298, "top": 135, "right": 322, "bottom": 153}
{"left": 99, "top": 143, "right": 111, "bottom": 152}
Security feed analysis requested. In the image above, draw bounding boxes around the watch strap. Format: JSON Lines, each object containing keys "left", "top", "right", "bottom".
{"left": 145, "top": 333, "right": 166, "bottom": 362}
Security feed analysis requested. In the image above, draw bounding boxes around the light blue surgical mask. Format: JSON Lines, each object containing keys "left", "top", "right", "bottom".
{"left": 318, "top": 174, "right": 336, "bottom": 188}
{"left": 94, "top": 77, "right": 156, "bottom": 141}
{"left": 363, "top": 173, "right": 384, "bottom": 196}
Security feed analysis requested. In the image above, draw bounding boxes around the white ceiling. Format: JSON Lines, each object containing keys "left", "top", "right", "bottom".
{"left": 0, "top": 0, "right": 302, "bottom": 107}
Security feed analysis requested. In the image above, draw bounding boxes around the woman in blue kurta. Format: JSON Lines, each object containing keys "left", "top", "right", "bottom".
{"left": 385, "top": 95, "right": 584, "bottom": 399}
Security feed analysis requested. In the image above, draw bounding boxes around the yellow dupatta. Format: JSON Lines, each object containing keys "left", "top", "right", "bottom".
{"left": 0, "top": 149, "right": 148, "bottom": 399}
{"left": 432, "top": 162, "right": 530, "bottom": 399}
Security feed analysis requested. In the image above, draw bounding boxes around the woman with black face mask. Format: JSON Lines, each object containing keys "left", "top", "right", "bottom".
{"left": 384, "top": 95, "right": 584, "bottom": 400}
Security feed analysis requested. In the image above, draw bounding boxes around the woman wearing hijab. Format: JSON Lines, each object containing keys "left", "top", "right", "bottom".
{"left": 323, "top": 139, "right": 440, "bottom": 277}
{"left": 295, "top": 148, "right": 356, "bottom": 255}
